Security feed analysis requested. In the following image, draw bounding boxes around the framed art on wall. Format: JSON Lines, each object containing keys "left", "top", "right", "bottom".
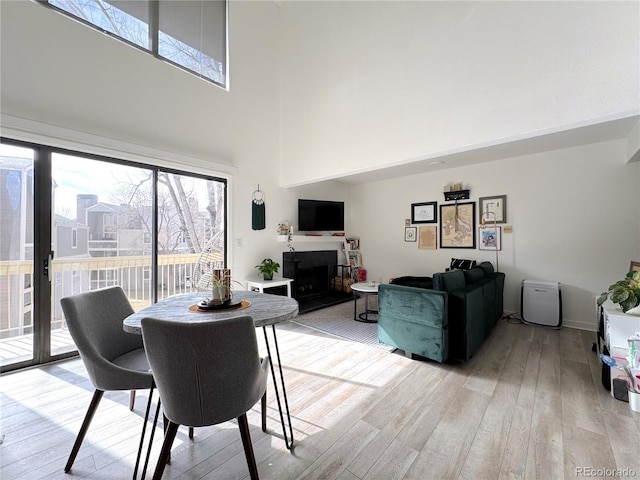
{"left": 405, "top": 227, "right": 417, "bottom": 242}
{"left": 479, "top": 226, "right": 501, "bottom": 250}
{"left": 479, "top": 195, "right": 507, "bottom": 224}
{"left": 411, "top": 201, "right": 437, "bottom": 224}
{"left": 419, "top": 226, "right": 437, "bottom": 249}
{"left": 440, "top": 202, "right": 476, "bottom": 249}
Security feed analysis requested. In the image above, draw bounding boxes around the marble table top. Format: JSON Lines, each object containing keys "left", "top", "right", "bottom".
{"left": 123, "top": 291, "right": 299, "bottom": 334}
{"left": 351, "top": 282, "right": 380, "bottom": 294}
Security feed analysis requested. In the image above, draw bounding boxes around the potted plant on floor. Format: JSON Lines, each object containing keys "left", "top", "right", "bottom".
{"left": 255, "top": 258, "right": 280, "bottom": 280}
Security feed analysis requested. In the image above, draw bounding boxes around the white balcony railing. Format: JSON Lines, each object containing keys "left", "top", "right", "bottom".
{"left": 0, "top": 253, "right": 202, "bottom": 340}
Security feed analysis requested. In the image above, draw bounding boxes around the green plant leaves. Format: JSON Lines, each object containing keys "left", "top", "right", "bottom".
{"left": 598, "top": 270, "right": 640, "bottom": 312}
{"left": 255, "top": 258, "right": 280, "bottom": 275}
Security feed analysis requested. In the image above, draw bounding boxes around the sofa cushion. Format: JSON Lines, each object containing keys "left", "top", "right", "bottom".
{"left": 463, "top": 267, "right": 485, "bottom": 285}
{"left": 477, "top": 261, "right": 494, "bottom": 276}
{"left": 433, "top": 269, "right": 465, "bottom": 293}
{"left": 390, "top": 276, "right": 433, "bottom": 290}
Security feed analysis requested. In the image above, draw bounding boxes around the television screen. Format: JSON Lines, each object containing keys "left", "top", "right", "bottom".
{"left": 298, "top": 199, "right": 344, "bottom": 232}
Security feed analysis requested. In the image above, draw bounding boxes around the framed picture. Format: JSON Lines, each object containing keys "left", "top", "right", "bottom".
{"left": 411, "top": 201, "right": 437, "bottom": 224}
{"left": 479, "top": 195, "right": 507, "bottom": 224}
{"left": 419, "top": 226, "right": 437, "bottom": 249}
{"left": 630, "top": 261, "right": 640, "bottom": 272}
{"left": 405, "top": 227, "right": 417, "bottom": 242}
{"left": 479, "top": 226, "right": 502, "bottom": 251}
{"left": 440, "top": 202, "right": 476, "bottom": 249}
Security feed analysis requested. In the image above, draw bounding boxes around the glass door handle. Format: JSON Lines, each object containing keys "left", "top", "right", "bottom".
{"left": 44, "top": 251, "right": 55, "bottom": 282}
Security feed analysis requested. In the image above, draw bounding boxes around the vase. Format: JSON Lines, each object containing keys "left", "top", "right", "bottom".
{"left": 624, "top": 305, "right": 640, "bottom": 316}
{"left": 208, "top": 269, "right": 232, "bottom": 305}
{"left": 212, "top": 285, "right": 226, "bottom": 302}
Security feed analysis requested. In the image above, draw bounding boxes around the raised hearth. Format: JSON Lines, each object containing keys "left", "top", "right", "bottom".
{"left": 283, "top": 250, "right": 351, "bottom": 314}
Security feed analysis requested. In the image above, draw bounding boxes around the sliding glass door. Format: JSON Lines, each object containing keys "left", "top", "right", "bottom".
{"left": 0, "top": 139, "right": 227, "bottom": 371}
{"left": 50, "top": 153, "right": 155, "bottom": 356}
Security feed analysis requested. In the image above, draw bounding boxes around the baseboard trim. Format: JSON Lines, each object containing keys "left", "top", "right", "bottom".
{"left": 502, "top": 310, "right": 596, "bottom": 332}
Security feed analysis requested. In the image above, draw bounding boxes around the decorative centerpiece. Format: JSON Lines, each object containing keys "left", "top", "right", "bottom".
{"left": 197, "top": 268, "right": 238, "bottom": 308}
{"left": 597, "top": 270, "right": 640, "bottom": 314}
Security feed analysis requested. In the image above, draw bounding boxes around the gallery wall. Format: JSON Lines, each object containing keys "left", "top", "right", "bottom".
{"left": 349, "top": 138, "right": 640, "bottom": 330}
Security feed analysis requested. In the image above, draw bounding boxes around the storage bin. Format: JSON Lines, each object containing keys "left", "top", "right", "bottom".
{"left": 333, "top": 276, "right": 353, "bottom": 293}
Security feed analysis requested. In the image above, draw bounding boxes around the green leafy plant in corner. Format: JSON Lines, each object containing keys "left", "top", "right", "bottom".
{"left": 597, "top": 270, "right": 640, "bottom": 313}
{"left": 255, "top": 258, "right": 280, "bottom": 280}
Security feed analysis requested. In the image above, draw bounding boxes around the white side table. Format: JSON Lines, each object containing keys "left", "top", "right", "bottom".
{"left": 351, "top": 282, "right": 380, "bottom": 323}
{"left": 246, "top": 277, "right": 293, "bottom": 298}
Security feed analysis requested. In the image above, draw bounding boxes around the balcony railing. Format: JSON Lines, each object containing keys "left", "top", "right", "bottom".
{"left": 0, "top": 254, "right": 205, "bottom": 364}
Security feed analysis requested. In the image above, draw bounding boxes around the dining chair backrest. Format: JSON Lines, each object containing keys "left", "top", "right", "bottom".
{"left": 141, "top": 315, "right": 267, "bottom": 427}
{"left": 60, "top": 286, "right": 148, "bottom": 390}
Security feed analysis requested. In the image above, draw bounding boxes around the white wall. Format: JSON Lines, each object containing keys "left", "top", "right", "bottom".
{"left": 351, "top": 138, "right": 640, "bottom": 330}
{"left": 279, "top": 1, "right": 640, "bottom": 187}
{"left": 0, "top": 0, "right": 344, "bottom": 282}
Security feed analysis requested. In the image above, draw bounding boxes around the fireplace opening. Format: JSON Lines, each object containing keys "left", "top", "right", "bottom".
{"left": 283, "top": 250, "right": 352, "bottom": 313}
{"left": 296, "top": 265, "right": 330, "bottom": 298}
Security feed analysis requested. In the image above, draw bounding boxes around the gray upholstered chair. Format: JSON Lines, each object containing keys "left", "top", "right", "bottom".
{"left": 60, "top": 286, "right": 154, "bottom": 475}
{"left": 141, "top": 315, "right": 269, "bottom": 480}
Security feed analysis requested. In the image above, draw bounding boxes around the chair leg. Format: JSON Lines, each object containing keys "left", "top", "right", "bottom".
{"left": 261, "top": 392, "right": 267, "bottom": 433}
{"left": 64, "top": 389, "right": 104, "bottom": 472}
{"left": 162, "top": 414, "right": 172, "bottom": 465}
{"left": 133, "top": 384, "right": 155, "bottom": 480}
{"left": 130, "top": 390, "right": 136, "bottom": 410}
{"left": 152, "top": 421, "right": 179, "bottom": 480}
{"left": 238, "top": 414, "right": 259, "bottom": 480}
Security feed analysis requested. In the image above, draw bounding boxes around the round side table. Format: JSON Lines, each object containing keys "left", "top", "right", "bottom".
{"left": 351, "top": 282, "right": 380, "bottom": 323}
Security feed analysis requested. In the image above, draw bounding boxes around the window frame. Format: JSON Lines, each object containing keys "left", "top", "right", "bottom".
{"left": 0, "top": 136, "right": 229, "bottom": 372}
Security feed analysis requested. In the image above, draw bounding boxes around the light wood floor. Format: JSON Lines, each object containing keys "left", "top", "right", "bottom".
{"left": 2, "top": 318, "right": 639, "bottom": 480}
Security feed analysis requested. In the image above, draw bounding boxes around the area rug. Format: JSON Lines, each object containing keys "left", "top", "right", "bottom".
{"left": 292, "top": 300, "right": 395, "bottom": 352}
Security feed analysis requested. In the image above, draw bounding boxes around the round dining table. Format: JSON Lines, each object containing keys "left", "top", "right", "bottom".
{"left": 123, "top": 291, "right": 299, "bottom": 333}
{"left": 123, "top": 290, "right": 299, "bottom": 450}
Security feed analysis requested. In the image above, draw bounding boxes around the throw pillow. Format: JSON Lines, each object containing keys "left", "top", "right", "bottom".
{"left": 449, "top": 258, "right": 477, "bottom": 271}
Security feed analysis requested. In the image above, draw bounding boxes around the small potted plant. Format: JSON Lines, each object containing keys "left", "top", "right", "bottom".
{"left": 277, "top": 222, "right": 289, "bottom": 235}
{"left": 597, "top": 270, "right": 640, "bottom": 314}
{"left": 255, "top": 258, "right": 280, "bottom": 280}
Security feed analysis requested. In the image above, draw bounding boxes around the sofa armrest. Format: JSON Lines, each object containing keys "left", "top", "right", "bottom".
{"left": 448, "top": 283, "right": 485, "bottom": 361}
{"left": 378, "top": 284, "right": 448, "bottom": 362}
{"left": 379, "top": 284, "right": 447, "bottom": 328}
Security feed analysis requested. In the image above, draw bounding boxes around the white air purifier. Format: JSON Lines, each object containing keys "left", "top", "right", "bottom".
{"left": 521, "top": 280, "right": 562, "bottom": 328}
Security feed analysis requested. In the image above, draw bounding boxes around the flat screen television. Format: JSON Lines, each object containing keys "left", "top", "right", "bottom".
{"left": 298, "top": 199, "right": 345, "bottom": 232}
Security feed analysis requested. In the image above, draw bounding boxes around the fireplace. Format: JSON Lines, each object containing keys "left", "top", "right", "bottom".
{"left": 283, "top": 250, "right": 352, "bottom": 313}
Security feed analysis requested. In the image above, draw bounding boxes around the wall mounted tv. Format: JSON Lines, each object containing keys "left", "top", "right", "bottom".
{"left": 298, "top": 199, "right": 345, "bottom": 232}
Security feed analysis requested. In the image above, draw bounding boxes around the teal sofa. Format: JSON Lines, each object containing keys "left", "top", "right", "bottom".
{"left": 378, "top": 261, "right": 504, "bottom": 363}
